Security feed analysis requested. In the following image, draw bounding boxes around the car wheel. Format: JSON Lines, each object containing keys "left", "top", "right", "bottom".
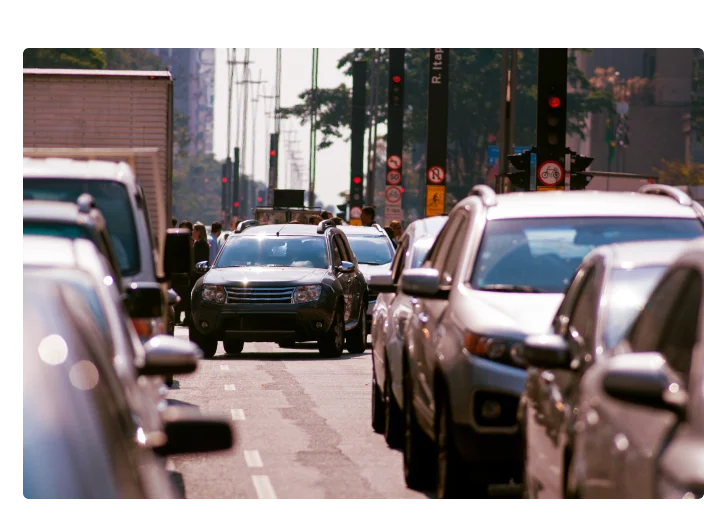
{"left": 318, "top": 307, "right": 344, "bottom": 358}
{"left": 403, "top": 362, "right": 435, "bottom": 490}
{"left": 371, "top": 361, "right": 385, "bottom": 433}
{"left": 384, "top": 361, "right": 402, "bottom": 448}
{"left": 345, "top": 301, "right": 366, "bottom": 354}
{"left": 223, "top": 339, "right": 244, "bottom": 355}
{"left": 188, "top": 321, "right": 217, "bottom": 359}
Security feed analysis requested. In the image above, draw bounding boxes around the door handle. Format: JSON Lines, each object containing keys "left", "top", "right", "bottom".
{"left": 418, "top": 313, "right": 429, "bottom": 323}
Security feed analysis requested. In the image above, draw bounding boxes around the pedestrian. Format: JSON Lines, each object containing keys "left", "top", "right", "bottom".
{"left": 361, "top": 206, "right": 376, "bottom": 227}
{"left": 208, "top": 221, "right": 222, "bottom": 265}
{"left": 179, "top": 220, "right": 194, "bottom": 246}
{"left": 332, "top": 217, "right": 344, "bottom": 226}
{"left": 321, "top": 210, "right": 332, "bottom": 220}
{"left": 174, "top": 220, "right": 193, "bottom": 326}
{"left": 389, "top": 220, "right": 403, "bottom": 243}
{"left": 192, "top": 222, "right": 210, "bottom": 265}
{"left": 384, "top": 226, "right": 397, "bottom": 248}
{"left": 172, "top": 216, "right": 178, "bottom": 227}
{"left": 309, "top": 215, "right": 323, "bottom": 225}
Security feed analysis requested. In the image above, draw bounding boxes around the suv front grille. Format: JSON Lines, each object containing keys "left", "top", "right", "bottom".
{"left": 225, "top": 285, "right": 294, "bottom": 304}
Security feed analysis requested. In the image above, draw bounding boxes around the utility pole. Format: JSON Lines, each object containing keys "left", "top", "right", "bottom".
{"left": 249, "top": 70, "right": 266, "bottom": 184}
{"left": 269, "top": 49, "right": 282, "bottom": 206}
{"left": 349, "top": 61, "right": 367, "bottom": 224}
{"left": 424, "top": 48, "right": 450, "bottom": 218}
{"left": 365, "top": 49, "right": 378, "bottom": 207}
{"left": 308, "top": 48, "right": 319, "bottom": 207}
{"left": 497, "top": 49, "right": 517, "bottom": 193}
{"left": 223, "top": 48, "right": 236, "bottom": 222}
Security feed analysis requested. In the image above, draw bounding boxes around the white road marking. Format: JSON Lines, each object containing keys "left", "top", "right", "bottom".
{"left": 220, "top": 365, "right": 230, "bottom": 371}
{"left": 244, "top": 450, "right": 263, "bottom": 468}
{"left": 165, "top": 459, "right": 176, "bottom": 471}
{"left": 224, "top": 384, "right": 236, "bottom": 391}
{"left": 251, "top": 475, "right": 277, "bottom": 499}
{"left": 231, "top": 408, "right": 245, "bottom": 420}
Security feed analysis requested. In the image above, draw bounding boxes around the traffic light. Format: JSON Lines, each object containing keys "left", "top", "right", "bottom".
{"left": 221, "top": 164, "right": 228, "bottom": 212}
{"left": 570, "top": 154, "right": 594, "bottom": 190}
{"left": 257, "top": 189, "right": 266, "bottom": 205}
{"left": 336, "top": 203, "right": 348, "bottom": 218}
{"left": 269, "top": 133, "right": 278, "bottom": 192}
{"left": 507, "top": 150, "right": 532, "bottom": 191}
{"left": 536, "top": 49, "right": 568, "bottom": 166}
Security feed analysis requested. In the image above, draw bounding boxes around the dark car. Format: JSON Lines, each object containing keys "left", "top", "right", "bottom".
{"left": 188, "top": 220, "right": 368, "bottom": 358}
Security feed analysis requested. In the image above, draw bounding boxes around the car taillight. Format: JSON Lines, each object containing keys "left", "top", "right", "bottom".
{"left": 132, "top": 317, "right": 165, "bottom": 342}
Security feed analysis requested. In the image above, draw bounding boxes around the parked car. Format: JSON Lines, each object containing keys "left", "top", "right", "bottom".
{"left": 569, "top": 237, "right": 704, "bottom": 498}
{"left": 369, "top": 215, "right": 448, "bottom": 448}
{"left": 189, "top": 220, "right": 368, "bottom": 358}
{"left": 519, "top": 239, "right": 691, "bottom": 499}
{"left": 23, "top": 251, "right": 234, "bottom": 498}
{"left": 399, "top": 184, "right": 704, "bottom": 498}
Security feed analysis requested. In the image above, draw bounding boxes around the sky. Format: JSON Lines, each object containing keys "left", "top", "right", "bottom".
{"left": 212, "top": 48, "right": 353, "bottom": 208}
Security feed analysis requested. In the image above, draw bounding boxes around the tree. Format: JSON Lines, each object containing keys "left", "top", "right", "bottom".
{"left": 653, "top": 160, "right": 704, "bottom": 187}
{"left": 692, "top": 48, "right": 704, "bottom": 148}
{"left": 281, "top": 48, "right": 611, "bottom": 201}
{"left": 23, "top": 48, "right": 106, "bottom": 69}
{"left": 174, "top": 110, "right": 192, "bottom": 157}
{"left": 102, "top": 48, "right": 164, "bottom": 70}
{"left": 172, "top": 153, "right": 224, "bottom": 224}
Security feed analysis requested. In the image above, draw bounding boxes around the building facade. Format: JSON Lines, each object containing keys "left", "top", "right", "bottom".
{"left": 149, "top": 48, "right": 215, "bottom": 155}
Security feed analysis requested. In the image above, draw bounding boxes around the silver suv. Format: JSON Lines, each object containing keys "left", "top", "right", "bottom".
{"left": 399, "top": 184, "right": 704, "bottom": 498}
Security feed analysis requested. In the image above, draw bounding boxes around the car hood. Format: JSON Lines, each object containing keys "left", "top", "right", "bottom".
{"left": 358, "top": 262, "right": 392, "bottom": 284}
{"left": 205, "top": 266, "right": 329, "bottom": 285}
{"left": 463, "top": 289, "right": 564, "bottom": 337}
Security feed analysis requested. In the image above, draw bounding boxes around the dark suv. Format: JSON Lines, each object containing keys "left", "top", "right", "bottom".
{"left": 188, "top": 220, "right": 368, "bottom": 358}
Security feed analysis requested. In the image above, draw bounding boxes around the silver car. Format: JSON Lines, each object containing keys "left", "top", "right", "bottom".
{"left": 399, "top": 184, "right": 704, "bottom": 498}
{"left": 369, "top": 216, "right": 448, "bottom": 448}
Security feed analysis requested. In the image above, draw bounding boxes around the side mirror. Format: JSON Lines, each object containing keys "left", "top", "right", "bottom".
{"left": 521, "top": 334, "right": 571, "bottom": 370}
{"left": 137, "top": 335, "right": 201, "bottom": 376}
{"left": 164, "top": 228, "right": 192, "bottom": 277}
{"left": 124, "top": 282, "right": 164, "bottom": 319}
{"left": 369, "top": 272, "right": 397, "bottom": 294}
{"left": 400, "top": 268, "right": 447, "bottom": 299}
{"left": 195, "top": 261, "right": 210, "bottom": 273}
{"left": 336, "top": 261, "right": 355, "bottom": 273}
{"left": 167, "top": 288, "right": 181, "bottom": 306}
{"left": 152, "top": 406, "right": 235, "bottom": 456}
{"left": 602, "top": 352, "right": 687, "bottom": 419}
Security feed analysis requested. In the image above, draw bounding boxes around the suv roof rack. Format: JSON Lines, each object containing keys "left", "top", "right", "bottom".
{"left": 638, "top": 184, "right": 693, "bottom": 206}
{"left": 235, "top": 219, "right": 259, "bottom": 233}
{"left": 370, "top": 223, "right": 385, "bottom": 233}
{"left": 77, "top": 193, "right": 96, "bottom": 214}
{"left": 471, "top": 185, "right": 497, "bottom": 207}
{"left": 317, "top": 219, "right": 337, "bottom": 234}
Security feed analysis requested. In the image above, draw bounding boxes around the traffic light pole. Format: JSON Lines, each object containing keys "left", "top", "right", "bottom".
{"left": 385, "top": 48, "right": 405, "bottom": 225}
{"left": 349, "top": 61, "right": 367, "bottom": 224}
{"left": 424, "top": 48, "right": 450, "bottom": 217}
{"left": 497, "top": 49, "right": 517, "bottom": 194}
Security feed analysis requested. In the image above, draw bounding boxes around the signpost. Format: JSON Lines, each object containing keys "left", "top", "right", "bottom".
{"left": 385, "top": 49, "right": 405, "bottom": 224}
{"left": 349, "top": 61, "right": 367, "bottom": 226}
{"left": 424, "top": 48, "right": 450, "bottom": 217}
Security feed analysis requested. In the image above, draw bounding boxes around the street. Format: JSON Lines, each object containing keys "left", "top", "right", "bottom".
{"left": 168, "top": 328, "right": 425, "bottom": 499}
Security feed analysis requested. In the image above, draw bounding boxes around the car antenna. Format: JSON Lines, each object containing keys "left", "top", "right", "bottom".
{"left": 276, "top": 224, "right": 286, "bottom": 237}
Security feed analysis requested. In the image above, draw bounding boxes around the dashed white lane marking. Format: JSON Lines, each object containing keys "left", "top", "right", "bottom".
{"left": 220, "top": 365, "right": 230, "bottom": 371}
{"left": 251, "top": 475, "right": 277, "bottom": 499}
{"left": 244, "top": 450, "right": 263, "bottom": 468}
{"left": 165, "top": 459, "right": 176, "bottom": 471}
{"left": 231, "top": 408, "right": 246, "bottom": 420}
{"left": 224, "top": 384, "right": 236, "bottom": 391}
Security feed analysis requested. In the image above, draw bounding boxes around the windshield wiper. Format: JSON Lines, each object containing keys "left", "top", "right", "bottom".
{"left": 479, "top": 284, "right": 547, "bottom": 293}
{"left": 358, "top": 261, "right": 383, "bottom": 265}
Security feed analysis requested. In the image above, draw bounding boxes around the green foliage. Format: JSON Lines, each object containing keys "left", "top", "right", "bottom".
{"left": 172, "top": 153, "right": 224, "bottom": 224}
{"left": 23, "top": 48, "right": 106, "bottom": 69}
{"left": 654, "top": 160, "right": 704, "bottom": 186}
{"left": 693, "top": 48, "right": 704, "bottom": 148}
{"left": 102, "top": 48, "right": 164, "bottom": 70}
{"left": 174, "top": 110, "right": 192, "bottom": 157}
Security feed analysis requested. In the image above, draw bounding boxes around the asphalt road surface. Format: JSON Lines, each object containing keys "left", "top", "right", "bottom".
{"left": 168, "top": 327, "right": 427, "bottom": 499}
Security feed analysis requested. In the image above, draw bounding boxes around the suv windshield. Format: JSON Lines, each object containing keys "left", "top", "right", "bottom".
{"left": 346, "top": 236, "right": 394, "bottom": 265}
{"left": 23, "top": 179, "right": 140, "bottom": 276}
{"left": 469, "top": 217, "right": 704, "bottom": 294}
{"left": 216, "top": 236, "right": 329, "bottom": 269}
{"left": 24, "top": 222, "right": 88, "bottom": 241}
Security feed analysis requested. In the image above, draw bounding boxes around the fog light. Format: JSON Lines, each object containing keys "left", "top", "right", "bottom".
{"left": 481, "top": 400, "right": 502, "bottom": 419}
{"left": 200, "top": 321, "right": 209, "bottom": 329}
{"left": 316, "top": 322, "right": 323, "bottom": 329}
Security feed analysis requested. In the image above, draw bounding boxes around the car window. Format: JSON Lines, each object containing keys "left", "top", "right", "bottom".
{"left": 568, "top": 267, "right": 600, "bottom": 354}
{"left": 410, "top": 236, "right": 435, "bottom": 269}
{"left": 23, "top": 221, "right": 88, "bottom": 241}
{"left": 427, "top": 211, "right": 465, "bottom": 270}
{"left": 335, "top": 235, "right": 353, "bottom": 262}
{"left": 391, "top": 237, "right": 408, "bottom": 283}
{"left": 216, "top": 236, "right": 329, "bottom": 269}
{"left": 23, "top": 179, "right": 141, "bottom": 276}
{"left": 469, "top": 217, "right": 704, "bottom": 294}
{"left": 439, "top": 213, "right": 469, "bottom": 287}
{"left": 553, "top": 266, "right": 589, "bottom": 334}
{"left": 346, "top": 235, "right": 394, "bottom": 265}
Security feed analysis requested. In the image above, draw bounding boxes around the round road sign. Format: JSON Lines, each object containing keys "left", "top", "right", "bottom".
{"left": 387, "top": 155, "right": 402, "bottom": 170}
{"left": 426, "top": 166, "right": 445, "bottom": 184}
{"left": 385, "top": 186, "right": 402, "bottom": 204}
{"left": 350, "top": 206, "right": 363, "bottom": 219}
{"left": 386, "top": 170, "right": 401, "bottom": 185}
{"left": 537, "top": 161, "right": 564, "bottom": 185}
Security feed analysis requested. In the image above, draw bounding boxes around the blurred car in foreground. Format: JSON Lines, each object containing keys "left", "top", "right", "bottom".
{"left": 519, "top": 239, "right": 690, "bottom": 499}
{"left": 23, "top": 269, "right": 235, "bottom": 498}
{"left": 369, "top": 215, "right": 448, "bottom": 448}
{"left": 570, "top": 237, "right": 704, "bottom": 498}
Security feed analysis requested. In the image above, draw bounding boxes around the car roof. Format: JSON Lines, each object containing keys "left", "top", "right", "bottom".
{"left": 23, "top": 235, "right": 104, "bottom": 276}
{"left": 409, "top": 215, "right": 448, "bottom": 238}
{"left": 235, "top": 224, "right": 326, "bottom": 237}
{"left": 476, "top": 191, "right": 700, "bottom": 220}
{"left": 585, "top": 239, "right": 692, "bottom": 270}
{"left": 338, "top": 225, "right": 386, "bottom": 236}
{"left": 23, "top": 157, "right": 136, "bottom": 184}
{"left": 24, "top": 200, "right": 84, "bottom": 223}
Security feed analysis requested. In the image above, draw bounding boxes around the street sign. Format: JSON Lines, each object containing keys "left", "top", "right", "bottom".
{"left": 387, "top": 155, "right": 402, "bottom": 170}
{"left": 537, "top": 186, "right": 564, "bottom": 192}
{"left": 349, "top": 219, "right": 362, "bottom": 226}
{"left": 386, "top": 170, "right": 401, "bottom": 185}
{"left": 425, "top": 184, "right": 445, "bottom": 216}
{"left": 427, "top": 166, "right": 445, "bottom": 184}
{"left": 350, "top": 206, "right": 363, "bottom": 219}
{"left": 385, "top": 204, "right": 403, "bottom": 223}
{"left": 537, "top": 160, "right": 564, "bottom": 186}
{"left": 385, "top": 186, "right": 402, "bottom": 204}
{"left": 487, "top": 145, "right": 532, "bottom": 166}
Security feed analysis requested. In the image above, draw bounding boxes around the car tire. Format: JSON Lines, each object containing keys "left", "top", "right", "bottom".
{"left": 403, "top": 362, "right": 435, "bottom": 490}
{"left": 371, "top": 362, "right": 385, "bottom": 434}
{"left": 318, "top": 307, "right": 344, "bottom": 358}
{"left": 346, "top": 302, "right": 366, "bottom": 354}
{"left": 223, "top": 339, "right": 244, "bottom": 355}
{"left": 384, "top": 362, "right": 403, "bottom": 449}
{"left": 188, "top": 321, "right": 217, "bottom": 359}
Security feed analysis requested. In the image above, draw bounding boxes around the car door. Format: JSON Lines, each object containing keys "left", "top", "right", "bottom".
{"left": 580, "top": 267, "right": 691, "bottom": 498}
{"left": 332, "top": 233, "right": 354, "bottom": 323}
{"left": 339, "top": 233, "right": 366, "bottom": 322}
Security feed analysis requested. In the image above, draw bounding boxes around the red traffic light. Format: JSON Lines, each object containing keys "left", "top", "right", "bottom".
{"left": 548, "top": 96, "right": 561, "bottom": 109}
{"left": 234, "top": 201, "right": 240, "bottom": 207}
{"left": 270, "top": 149, "right": 276, "bottom": 156}
{"left": 221, "top": 177, "right": 227, "bottom": 183}
{"left": 392, "top": 75, "right": 401, "bottom": 83}
{"left": 353, "top": 176, "right": 362, "bottom": 185}
{"left": 257, "top": 196, "right": 263, "bottom": 203}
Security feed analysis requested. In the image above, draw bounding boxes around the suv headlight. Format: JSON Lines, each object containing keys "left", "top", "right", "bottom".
{"left": 202, "top": 285, "right": 226, "bottom": 304}
{"left": 293, "top": 285, "right": 322, "bottom": 303}
{"left": 463, "top": 332, "right": 524, "bottom": 366}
